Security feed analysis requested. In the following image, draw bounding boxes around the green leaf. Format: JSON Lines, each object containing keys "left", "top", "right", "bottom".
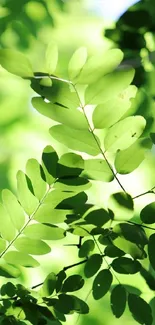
{"left": 14, "top": 237, "right": 51, "bottom": 255}
{"left": 43, "top": 189, "right": 76, "bottom": 208}
{"left": 42, "top": 146, "right": 58, "bottom": 185}
{"left": 70, "top": 295, "right": 89, "bottom": 314}
{"left": 93, "top": 85, "right": 137, "bottom": 129}
{"left": 68, "top": 47, "right": 87, "bottom": 80}
{"left": 111, "top": 257, "right": 141, "bottom": 274}
{"left": 32, "top": 97, "right": 88, "bottom": 130}
{"left": 140, "top": 202, "right": 155, "bottom": 224}
{"left": 55, "top": 294, "right": 75, "bottom": 314}
{"left": 81, "top": 159, "right": 114, "bottom": 182}
{"left": 108, "top": 192, "right": 134, "bottom": 221}
{"left": 92, "top": 269, "right": 113, "bottom": 300}
{"left": 57, "top": 153, "right": 84, "bottom": 178}
{"left": 54, "top": 177, "right": 91, "bottom": 192}
{"left": 111, "top": 285, "right": 126, "bottom": 318}
{"left": 85, "top": 68, "right": 135, "bottom": 105}
{"left": 2, "top": 189, "right": 25, "bottom": 230}
{"left": 115, "top": 138, "right": 152, "bottom": 174}
{"left": 78, "top": 239, "right": 95, "bottom": 258}
{"left": 0, "top": 261, "right": 21, "bottom": 278}
{"left": 0, "top": 238, "right": 6, "bottom": 254}
{"left": 0, "top": 204, "right": 16, "bottom": 241}
{"left": 1, "top": 282, "right": 16, "bottom": 297}
{"left": 78, "top": 49, "right": 123, "bottom": 84}
{"left": 45, "top": 43, "right": 58, "bottom": 75}
{"left": 62, "top": 275, "right": 84, "bottom": 292}
{"left": 113, "top": 236, "right": 146, "bottom": 259}
{"left": 0, "top": 49, "right": 33, "bottom": 77}
{"left": 34, "top": 206, "right": 71, "bottom": 224}
{"left": 41, "top": 272, "right": 56, "bottom": 297}
{"left": 104, "top": 245, "right": 125, "bottom": 258}
{"left": 17, "top": 171, "right": 39, "bottom": 216}
{"left": 113, "top": 223, "right": 148, "bottom": 246}
{"left": 26, "top": 159, "right": 47, "bottom": 200}
{"left": 49, "top": 125, "right": 100, "bottom": 156}
{"left": 84, "top": 254, "right": 102, "bottom": 278}
{"left": 104, "top": 116, "right": 146, "bottom": 153}
{"left": 4, "top": 251, "right": 39, "bottom": 268}
{"left": 84, "top": 208, "right": 110, "bottom": 227}
{"left": 24, "top": 223, "right": 65, "bottom": 240}
{"left": 148, "top": 234, "right": 155, "bottom": 271}
{"left": 56, "top": 270, "right": 67, "bottom": 293}
{"left": 128, "top": 294, "right": 153, "bottom": 325}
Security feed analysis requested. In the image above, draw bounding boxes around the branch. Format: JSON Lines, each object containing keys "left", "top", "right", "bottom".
{"left": 127, "top": 220, "right": 155, "bottom": 231}
{"left": 133, "top": 186, "right": 155, "bottom": 199}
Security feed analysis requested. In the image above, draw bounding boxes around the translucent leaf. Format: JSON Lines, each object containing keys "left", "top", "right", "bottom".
{"left": 56, "top": 270, "right": 67, "bottom": 293}
{"left": 32, "top": 97, "right": 88, "bottom": 130}
{"left": 92, "top": 269, "right": 113, "bottom": 300}
{"left": 43, "top": 189, "right": 76, "bottom": 208}
{"left": 62, "top": 275, "right": 84, "bottom": 292}
{"left": 57, "top": 192, "right": 87, "bottom": 209}
{"left": 50, "top": 125, "right": 100, "bottom": 156}
{"left": 54, "top": 177, "right": 91, "bottom": 192}
{"left": 41, "top": 272, "right": 56, "bottom": 297}
{"left": 84, "top": 208, "right": 110, "bottom": 227}
{"left": 68, "top": 47, "right": 87, "bottom": 80}
{"left": 78, "top": 49, "right": 123, "bottom": 84}
{"left": 84, "top": 254, "right": 102, "bottom": 278}
{"left": 85, "top": 69, "right": 135, "bottom": 105}
{"left": 24, "top": 223, "right": 65, "bottom": 240}
{"left": 2, "top": 189, "right": 25, "bottom": 230}
{"left": 0, "top": 261, "right": 21, "bottom": 278}
{"left": 111, "top": 285, "right": 126, "bottom": 318}
{"left": 104, "top": 245, "right": 125, "bottom": 258}
{"left": 45, "top": 43, "right": 58, "bottom": 75}
{"left": 128, "top": 294, "right": 153, "bottom": 325}
{"left": 115, "top": 138, "right": 152, "bottom": 174}
{"left": 112, "top": 257, "right": 141, "bottom": 274}
{"left": 140, "top": 202, "right": 155, "bottom": 224}
{"left": 104, "top": 116, "right": 146, "bottom": 153}
{"left": 34, "top": 206, "right": 71, "bottom": 224}
{"left": 93, "top": 85, "right": 137, "bottom": 129}
{"left": 42, "top": 146, "right": 58, "bottom": 185}
{"left": 113, "top": 223, "right": 148, "bottom": 246}
{"left": 14, "top": 237, "right": 51, "bottom": 255}
{"left": 57, "top": 153, "right": 84, "bottom": 178}
{"left": 148, "top": 234, "right": 155, "bottom": 271}
{"left": 108, "top": 192, "right": 133, "bottom": 221}
{"left": 0, "top": 238, "right": 6, "bottom": 254}
{"left": 0, "top": 49, "right": 33, "bottom": 77}
{"left": 81, "top": 159, "right": 114, "bottom": 182}
{"left": 17, "top": 171, "right": 39, "bottom": 216}
{"left": 113, "top": 236, "right": 146, "bottom": 260}
{"left": 4, "top": 251, "right": 39, "bottom": 268}
{"left": 26, "top": 159, "right": 47, "bottom": 200}
{"left": 0, "top": 204, "right": 16, "bottom": 241}
{"left": 78, "top": 239, "right": 95, "bottom": 258}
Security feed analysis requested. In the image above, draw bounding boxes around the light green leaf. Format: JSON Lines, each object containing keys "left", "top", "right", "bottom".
{"left": 111, "top": 285, "right": 126, "bottom": 318}
{"left": 108, "top": 192, "right": 134, "bottom": 221}
{"left": 85, "top": 68, "right": 135, "bottom": 105}
{"left": 113, "top": 236, "right": 146, "bottom": 260}
{"left": 0, "top": 260, "right": 21, "bottom": 278}
{"left": 128, "top": 294, "right": 153, "bottom": 325}
{"left": 45, "top": 43, "right": 58, "bottom": 75}
{"left": 41, "top": 272, "right": 56, "bottom": 297}
{"left": 50, "top": 125, "right": 100, "bottom": 156}
{"left": 24, "top": 223, "right": 65, "bottom": 240}
{"left": 43, "top": 189, "right": 76, "bottom": 208}
{"left": 54, "top": 177, "right": 91, "bottom": 192}
{"left": 84, "top": 254, "right": 102, "bottom": 278}
{"left": 0, "top": 49, "right": 33, "bottom": 77}
{"left": 26, "top": 159, "right": 47, "bottom": 200}
{"left": 34, "top": 206, "right": 71, "bottom": 224}
{"left": 17, "top": 170, "right": 39, "bottom": 216}
{"left": 104, "top": 116, "right": 146, "bottom": 153}
{"left": 14, "top": 237, "right": 51, "bottom": 255}
{"left": 42, "top": 146, "right": 58, "bottom": 185}
{"left": 32, "top": 97, "right": 88, "bottom": 130}
{"left": 92, "top": 269, "right": 113, "bottom": 300}
{"left": 0, "top": 204, "right": 16, "bottom": 242}
{"left": 2, "top": 189, "right": 25, "bottom": 231}
{"left": 115, "top": 138, "right": 152, "bottom": 174}
{"left": 57, "top": 153, "right": 84, "bottom": 178}
{"left": 4, "top": 251, "right": 39, "bottom": 268}
{"left": 81, "top": 158, "right": 114, "bottom": 182}
{"left": 68, "top": 47, "right": 87, "bottom": 80}
{"left": 78, "top": 49, "right": 123, "bottom": 84}
{"left": 140, "top": 202, "right": 155, "bottom": 224}
{"left": 93, "top": 85, "right": 137, "bottom": 129}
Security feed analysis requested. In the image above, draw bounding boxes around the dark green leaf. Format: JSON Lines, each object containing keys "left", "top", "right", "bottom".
{"left": 70, "top": 295, "right": 89, "bottom": 314}
{"left": 112, "top": 257, "right": 141, "bottom": 274}
{"left": 81, "top": 158, "right": 114, "bottom": 182}
{"left": 54, "top": 177, "right": 91, "bottom": 192}
{"left": 41, "top": 272, "right": 56, "bottom": 297}
{"left": 113, "top": 236, "right": 146, "bottom": 259}
{"left": 111, "top": 285, "right": 126, "bottom": 318}
{"left": 56, "top": 270, "right": 67, "bottom": 293}
{"left": 113, "top": 223, "right": 148, "bottom": 246}
{"left": 62, "top": 275, "right": 84, "bottom": 292}
{"left": 84, "top": 208, "right": 110, "bottom": 227}
{"left": 148, "top": 234, "right": 155, "bottom": 271}
{"left": 104, "top": 245, "right": 125, "bottom": 258}
{"left": 57, "top": 153, "right": 84, "bottom": 178}
{"left": 84, "top": 254, "right": 102, "bottom": 278}
{"left": 78, "top": 239, "right": 95, "bottom": 258}
{"left": 55, "top": 294, "right": 74, "bottom": 314}
{"left": 42, "top": 146, "right": 58, "bottom": 185}
{"left": 140, "top": 203, "right": 155, "bottom": 224}
{"left": 92, "top": 269, "right": 113, "bottom": 300}
{"left": 1, "top": 282, "right": 16, "bottom": 297}
{"left": 128, "top": 294, "right": 153, "bottom": 325}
